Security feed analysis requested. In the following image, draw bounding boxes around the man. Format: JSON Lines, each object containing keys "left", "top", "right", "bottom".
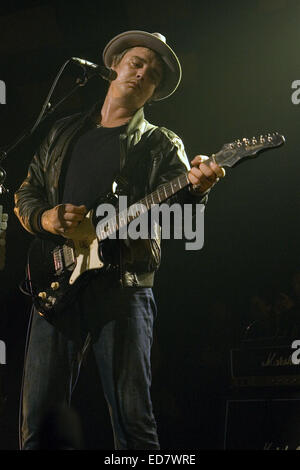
{"left": 14, "top": 31, "right": 225, "bottom": 450}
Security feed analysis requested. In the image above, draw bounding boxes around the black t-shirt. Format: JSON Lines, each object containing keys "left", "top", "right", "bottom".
{"left": 61, "top": 124, "right": 126, "bottom": 210}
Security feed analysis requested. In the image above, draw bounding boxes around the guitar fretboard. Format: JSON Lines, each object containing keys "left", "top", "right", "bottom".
{"left": 97, "top": 171, "right": 191, "bottom": 241}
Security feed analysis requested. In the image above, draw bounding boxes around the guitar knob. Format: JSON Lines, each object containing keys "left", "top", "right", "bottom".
{"left": 38, "top": 292, "right": 47, "bottom": 300}
{"left": 51, "top": 282, "right": 60, "bottom": 290}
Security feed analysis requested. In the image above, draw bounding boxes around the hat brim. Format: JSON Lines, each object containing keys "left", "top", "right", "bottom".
{"left": 102, "top": 30, "right": 182, "bottom": 101}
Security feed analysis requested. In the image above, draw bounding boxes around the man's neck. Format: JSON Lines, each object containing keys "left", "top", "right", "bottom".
{"left": 100, "top": 93, "right": 139, "bottom": 128}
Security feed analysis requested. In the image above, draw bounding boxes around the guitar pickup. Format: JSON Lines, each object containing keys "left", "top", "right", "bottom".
{"left": 63, "top": 244, "right": 75, "bottom": 270}
{"left": 52, "top": 244, "right": 75, "bottom": 275}
{"left": 53, "top": 247, "right": 63, "bottom": 275}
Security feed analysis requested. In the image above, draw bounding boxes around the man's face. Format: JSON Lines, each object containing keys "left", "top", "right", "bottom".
{"left": 109, "top": 47, "right": 164, "bottom": 107}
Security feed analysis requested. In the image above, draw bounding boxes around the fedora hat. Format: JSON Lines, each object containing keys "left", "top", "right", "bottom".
{"left": 102, "top": 30, "right": 182, "bottom": 101}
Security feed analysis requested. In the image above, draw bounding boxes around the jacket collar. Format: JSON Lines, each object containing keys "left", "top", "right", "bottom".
{"left": 86, "top": 101, "right": 156, "bottom": 154}
{"left": 126, "top": 106, "right": 145, "bottom": 136}
{"left": 87, "top": 101, "right": 153, "bottom": 134}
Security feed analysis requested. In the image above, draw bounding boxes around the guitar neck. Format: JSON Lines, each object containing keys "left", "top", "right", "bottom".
{"left": 95, "top": 130, "right": 286, "bottom": 241}
{"left": 97, "top": 158, "right": 214, "bottom": 241}
{"left": 139, "top": 172, "right": 190, "bottom": 208}
{"left": 95, "top": 131, "right": 286, "bottom": 241}
{"left": 124, "top": 153, "right": 217, "bottom": 215}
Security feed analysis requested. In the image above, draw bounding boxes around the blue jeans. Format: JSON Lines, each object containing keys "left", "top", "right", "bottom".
{"left": 21, "top": 275, "right": 160, "bottom": 450}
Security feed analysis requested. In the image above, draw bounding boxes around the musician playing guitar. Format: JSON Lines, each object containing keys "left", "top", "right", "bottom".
{"left": 14, "top": 31, "right": 225, "bottom": 450}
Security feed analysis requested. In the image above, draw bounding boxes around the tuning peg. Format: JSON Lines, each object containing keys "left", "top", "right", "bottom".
{"left": 236, "top": 139, "right": 242, "bottom": 147}
{"left": 252, "top": 137, "right": 258, "bottom": 144}
{"left": 38, "top": 292, "right": 47, "bottom": 300}
{"left": 267, "top": 133, "right": 273, "bottom": 142}
{"left": 242, "top": 138, "right": 250, "bottom": 146}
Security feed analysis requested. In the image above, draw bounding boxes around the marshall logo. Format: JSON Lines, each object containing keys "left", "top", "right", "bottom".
{"left": 261, "top": 352, "right": 293, "bottom": 367}
{"left": 231, "top": 346, "right": 300, "bottom": 386}
{"left": 0, "top": 80, "right": 6, "bottom": 104}
{"left": 264, "top": 442, "right": 300, "bottom": 450}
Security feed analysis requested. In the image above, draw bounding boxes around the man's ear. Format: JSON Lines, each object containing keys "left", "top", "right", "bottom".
{"left": 108, "top": 64, "right": 118, "bottom": 85}
{"left": 109, "top": 59, "right": 118, "bottom": 73}
{"left": 145, "top": 97, "right": 157, "bottom": 107}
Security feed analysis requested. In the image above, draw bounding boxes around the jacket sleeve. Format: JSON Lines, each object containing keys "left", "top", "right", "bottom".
{"left": 14, "top": 131, "right": 54, "bottom": 235}
{"left": 14, "top": 111, "right": 82, "bottom": 235}
{"left": 154, "top": 127, "right": 210, "bottom": 208}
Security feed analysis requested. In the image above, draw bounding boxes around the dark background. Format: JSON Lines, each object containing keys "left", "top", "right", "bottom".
{"left": 0, "top": 0, "right": 299, "bottom": 450}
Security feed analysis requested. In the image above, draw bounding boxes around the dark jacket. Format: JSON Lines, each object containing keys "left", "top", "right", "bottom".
{"left": 14, "top": 104, "right": 207, "bottom": 287}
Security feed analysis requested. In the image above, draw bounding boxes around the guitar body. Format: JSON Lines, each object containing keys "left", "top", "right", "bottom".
{"left": 27, "top": 209, "right": 109, "bottom": 321}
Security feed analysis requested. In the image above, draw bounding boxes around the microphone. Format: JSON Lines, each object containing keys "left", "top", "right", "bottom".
{"left": 71, "top": 57, "right": 117, "bottom": 81}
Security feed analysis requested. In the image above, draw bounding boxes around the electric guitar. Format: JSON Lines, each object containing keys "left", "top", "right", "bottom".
{"left": 26, "top": 132, "right": 285, "bottom": 322}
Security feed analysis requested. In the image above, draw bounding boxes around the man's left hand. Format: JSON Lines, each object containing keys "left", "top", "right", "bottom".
{"left": 188, "top": 155, "right": 226, "bottom": 193}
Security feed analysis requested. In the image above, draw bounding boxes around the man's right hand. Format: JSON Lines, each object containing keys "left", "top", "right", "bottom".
{"left": 41, "top": 204, "right": 87, "bottom": 237}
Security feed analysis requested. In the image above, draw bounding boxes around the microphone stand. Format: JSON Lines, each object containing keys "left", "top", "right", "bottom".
{"left": 0, "top": 61, "right": 91, "bottom": 194}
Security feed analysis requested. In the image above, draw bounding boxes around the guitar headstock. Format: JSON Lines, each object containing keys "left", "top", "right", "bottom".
{"left": 214, "top": 132, "right": 285, "bottom": 168}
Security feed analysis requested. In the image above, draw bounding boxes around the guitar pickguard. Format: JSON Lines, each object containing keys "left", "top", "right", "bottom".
{"left": 69, "top": 235, "right": 104, "bottom": 284}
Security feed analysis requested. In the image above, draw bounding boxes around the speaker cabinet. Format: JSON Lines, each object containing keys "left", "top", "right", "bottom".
{"left": 224, "top": 398, "right": 300, "bottom": 450}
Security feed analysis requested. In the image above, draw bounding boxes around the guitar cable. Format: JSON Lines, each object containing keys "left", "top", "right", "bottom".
{"left": 18, "top": 309, "right": 92, "bottom": 446}
{"left": 17, "top": 304, "right": 34, "bottom": 450}
{"left": 17, "top": 261, "right": 35, "bottom": 449}
{"left": 68, "top": 332, "right": 92, "bottom": 404}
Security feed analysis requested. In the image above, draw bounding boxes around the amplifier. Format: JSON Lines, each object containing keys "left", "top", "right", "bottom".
{"left": 230, "top": 344, "right": 300, "bottom": 387}
{"left": 224, "top": 398, "right": 300, "bottom": 450}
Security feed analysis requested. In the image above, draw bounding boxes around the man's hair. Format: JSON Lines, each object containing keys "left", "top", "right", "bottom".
{"left": 110, "top": 47, "right": 166, "bottom": 103}
{"left": 111, "top": 47, "right": 133, "bottom": 68}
